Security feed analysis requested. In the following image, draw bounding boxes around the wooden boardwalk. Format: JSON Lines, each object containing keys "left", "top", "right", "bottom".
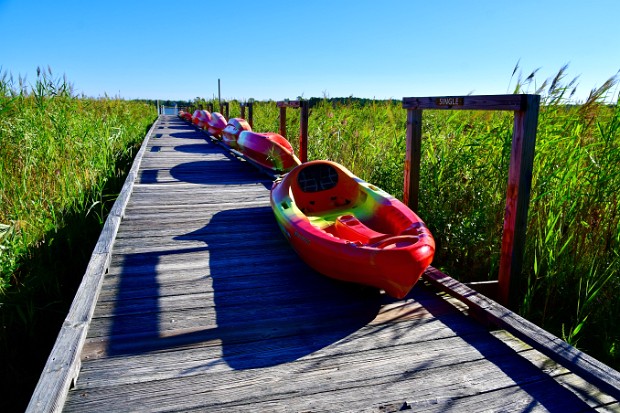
{"left": 30, "top": 116, "right": 619, "bottom": 412}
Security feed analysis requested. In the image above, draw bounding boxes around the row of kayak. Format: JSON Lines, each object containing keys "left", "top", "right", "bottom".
{"left": 177, "top": 108, "right": 435, "bottom": 299}
{"left": 179, "top": 109, "right": 301, "bottom": 173}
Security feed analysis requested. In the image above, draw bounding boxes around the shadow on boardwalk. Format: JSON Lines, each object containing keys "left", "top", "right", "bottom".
{"left": 106, "top": 136, "right": 381, "bottom": 368}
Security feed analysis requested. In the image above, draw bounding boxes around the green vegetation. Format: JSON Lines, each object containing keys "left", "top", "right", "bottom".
{"left": 0, "top": 67, "right": 157, "bottom": 410}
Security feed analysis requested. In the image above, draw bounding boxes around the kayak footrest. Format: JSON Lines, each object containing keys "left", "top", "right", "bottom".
{"left": 334, "top": 214, "right": 389, "bottom": 245}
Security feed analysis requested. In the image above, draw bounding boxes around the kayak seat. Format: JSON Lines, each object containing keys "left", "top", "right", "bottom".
{"left": 334, "top": 214, "right": 390, "bottom": 245}
{"left": 294, "top": 163, "right": 362, "bottom": 214}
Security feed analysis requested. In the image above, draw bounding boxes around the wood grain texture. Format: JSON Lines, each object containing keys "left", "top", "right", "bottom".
{"left": 498, "top": 94, "right": 541, "bottom": 306}
{"left": 402, "top": 94, "right": 528, "bottom": 111}
{"left": 424, "top": 266, "right": 620, "bottom": 401}
{"left": 29, "top": 115, "right": 619, "bottom": 412}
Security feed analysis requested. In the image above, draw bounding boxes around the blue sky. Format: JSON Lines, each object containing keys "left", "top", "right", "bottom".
{"left": 1, "top": 0, "right": 619, "bottom": 102}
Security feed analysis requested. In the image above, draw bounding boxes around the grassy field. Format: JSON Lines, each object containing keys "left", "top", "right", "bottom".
{"left": 0, "top": 68, "right": 157, "bottom": 411}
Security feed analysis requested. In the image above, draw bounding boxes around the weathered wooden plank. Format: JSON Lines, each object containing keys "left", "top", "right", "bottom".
{"left": 81, "top": 302, "right": 476, "bottom": 371}
{"left": 402, "top": 94, "right": 527, "bottom": 111}
{"left": 76, "top": 326, "right": 519, "bottom": 390}
{"left": 276, "top": 100, "right": 302, "bottom": 108}
{"left": 26, "top": 253, "right": 109, "bottom": 413}
{"left": 63, "top": 346, "right": 593, "bottom": 413}
{"left": 423, "top": 266, "right": 620, "bottom": 401}
{"left": 403, "top": 108, "right": 422, "bottom": 211}
{"left": 498, "top": 93, "right": 540, "bottom": 306}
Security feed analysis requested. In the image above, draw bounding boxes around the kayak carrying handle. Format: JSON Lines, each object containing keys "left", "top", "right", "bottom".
{"left": 371, "top": 235, "right": 420, "bottom": 249}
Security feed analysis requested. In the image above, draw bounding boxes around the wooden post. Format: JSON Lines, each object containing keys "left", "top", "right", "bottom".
{"left": 401, "top": 94, "right": 540, "bottom": 307}
{"left": 207, "top": 103, "right": 214, "bottom": 113}
{"left": 221, "top": 101, "right": 229, "bottom": 120}
{"left": 279, "top": 106, "right": 287, "bottom": 137}
{"left": 248, "top": 101, "right": 254, "bottom": 129}
{"left": 240, "top": 103, "right": 246, "bottom": 120}
{"left": 218, "top": 78, "right": 221, "bottom": 111}
{"left": 404, "top": 109, "right": 422, "bottom": 212}
{"left": 498, "top": 94, "right": 540, "bottom": 307}
{"left": 299, "top": 100, "right": 309, "bottom": 163}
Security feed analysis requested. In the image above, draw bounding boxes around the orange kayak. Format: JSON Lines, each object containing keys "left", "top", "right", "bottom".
{"left": 270, "top": 160, "right": 435, "bottom": 298}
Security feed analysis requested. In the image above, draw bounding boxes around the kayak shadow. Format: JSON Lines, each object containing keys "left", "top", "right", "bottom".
{"left": 176, "top": 206, "right": 382, "bottom": 369}
{"left": 170, "top": 160, "right": 272, "bottom": 188}
{"left": 169, "top": 131, "right": 206, "bottom": 139}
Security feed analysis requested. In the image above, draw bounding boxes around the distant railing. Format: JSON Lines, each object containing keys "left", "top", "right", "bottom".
{"left": 276, "top": 100, "right": 309, "bottom": 163}
{"left": 159, "top": 105, "right": 179, "bottom": 115}
{"left": 240, "top": 100, "right": 254, "bottom": 129}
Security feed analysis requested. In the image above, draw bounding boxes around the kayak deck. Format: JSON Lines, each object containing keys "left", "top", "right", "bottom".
{"left": 30, "top": 115, "right": 619, "bottom": 412}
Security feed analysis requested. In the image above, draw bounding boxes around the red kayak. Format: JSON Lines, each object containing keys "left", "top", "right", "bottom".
{"left": 270, "top": 160, "right": 435, "bottom": 298}
{"left": 191, "top": 110, "right": 202, "bottom": 125}
{"left": 222, "top": 118, "right": 252, "bottom": 148}
{"left": 207, "top": 112, "right": 227, "bottom": 137}
{"left": 180, "top": 111, "right": 192, "bottom": 122}
{"left": 237, "top": 131, "right": 301, "bottom": 173}
{"left": 190, "top": 110, "right": 211, "bottom": 128}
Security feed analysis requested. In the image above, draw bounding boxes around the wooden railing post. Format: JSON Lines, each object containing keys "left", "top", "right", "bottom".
{"left": 279, "top": 105, "right": 287, "bottom": 137}
{"left": 240, "top": 103, "right": 246, "bottom": 120}
{"left": 299, "top": 100, "right": 309, "bottom": 163}
{"left": 247, "top": 100, "right": 254, "bottom": 129}
{"left": 221, "top": 101, "right": 229, "bottom": 119}
{"left": 402, "top": 95, "right": 540, "bottom": 307}
{"left": 404, "top": 109, "right": 422, "bottom": 212}
{"left": 498, "top": 94, "right": 540, "bottom": 307}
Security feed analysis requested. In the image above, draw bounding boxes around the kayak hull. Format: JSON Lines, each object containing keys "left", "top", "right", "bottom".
{"left": 238, "top": 131, "right": 301, "bottom": 173}
{"left": 222, "top": 118, "right": 252, "bottom": 148}
{"left": 270, "top": 160, "right": 435, "bottom": 298}
{"left": 207, "top": 112, "right": 227, "bottom": 137}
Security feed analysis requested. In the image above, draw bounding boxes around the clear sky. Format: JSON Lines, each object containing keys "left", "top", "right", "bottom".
{"left": 1, "top": 0, "right": 619, "bottom": 103}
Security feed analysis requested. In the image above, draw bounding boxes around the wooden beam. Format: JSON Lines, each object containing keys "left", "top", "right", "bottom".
{"left": 403, "top": 109, "right": 422, "bottom": 211}
{"left": 498, "top": 94, "right": 540, "bottom": 307}
{"left": 403, "top": 95, "right": 527, "bottom": 111}
{"left": 276, "top": 100, "right": 301, "bottom": 108}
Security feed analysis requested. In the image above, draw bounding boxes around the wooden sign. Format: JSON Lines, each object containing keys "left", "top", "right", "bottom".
{"left": 436, "top": 97, "right": 464, "bottom": 107}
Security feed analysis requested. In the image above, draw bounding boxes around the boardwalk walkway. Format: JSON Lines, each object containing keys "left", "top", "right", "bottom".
{"left": 32, "top": 115, "right": 619, "bottom": 412}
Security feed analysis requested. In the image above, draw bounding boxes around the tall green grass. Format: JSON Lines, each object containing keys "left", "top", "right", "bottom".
{"left": 0, "top": 67, "right": 157, "bottom": 410}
